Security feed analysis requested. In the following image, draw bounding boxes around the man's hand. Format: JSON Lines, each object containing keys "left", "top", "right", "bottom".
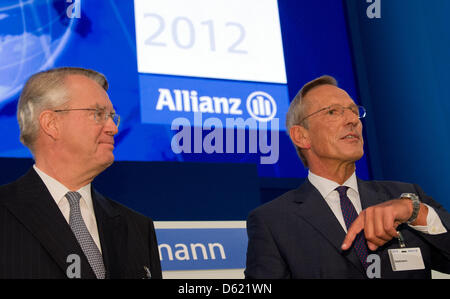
{"left": 341, "top": 199, "right": 428, "bottom": 251}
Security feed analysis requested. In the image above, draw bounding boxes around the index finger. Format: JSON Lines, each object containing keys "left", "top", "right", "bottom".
{"left": 341, "top": 210, "right": 365, "bottom": 250}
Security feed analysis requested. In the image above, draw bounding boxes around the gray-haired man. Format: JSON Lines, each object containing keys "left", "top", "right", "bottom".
{"left": 0, "top": 67, "right": 162, "bottom": 279}
{"left": 245, "top": 75, "right": 450, "bottom": 278}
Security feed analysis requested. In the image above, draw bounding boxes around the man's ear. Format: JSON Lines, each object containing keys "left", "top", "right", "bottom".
{"left": 289, "top": 125, "right": 311, "bottom": 150}
{"left": 39, "top": 110, "right": 59, "bottom": 140}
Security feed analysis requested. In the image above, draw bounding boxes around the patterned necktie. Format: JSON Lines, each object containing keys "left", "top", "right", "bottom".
{"left": 66, "top": 191, "right": 106, "bottom": 279}
{"left": 335, "top": 186, "right": 370, "bottom": 269}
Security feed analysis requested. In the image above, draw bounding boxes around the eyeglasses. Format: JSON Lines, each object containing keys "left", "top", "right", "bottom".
{"left": 53, "top": 108, "right": 121, "bottom": 128}
{"left": 299, "top": 104, "right": 366, "bottom": 124}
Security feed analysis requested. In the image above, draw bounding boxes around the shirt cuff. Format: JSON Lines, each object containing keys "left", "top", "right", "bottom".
{"left": 408, "top": 204, "right": 448, "bottom": 234}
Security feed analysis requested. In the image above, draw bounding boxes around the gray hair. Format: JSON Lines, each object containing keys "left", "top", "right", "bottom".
{"left": 17, "top": 67, "right": 108, "bottom": 152}
{"left": 285, "top": 75, "right": 338, "bottom": 167}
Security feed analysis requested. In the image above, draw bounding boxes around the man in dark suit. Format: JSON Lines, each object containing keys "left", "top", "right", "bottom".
{"left": 245, "top": 75, "right": 450, "bottom": 278}
{"left": 0, "top": 67, "right": 162, "bottom": 279}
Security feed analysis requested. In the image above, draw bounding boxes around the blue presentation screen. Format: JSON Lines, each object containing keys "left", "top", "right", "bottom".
{"left": 0, "top": 0, "right": 370, "bottom": 180}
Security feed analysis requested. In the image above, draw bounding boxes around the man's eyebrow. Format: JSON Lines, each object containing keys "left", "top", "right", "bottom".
{"left": 93, "top": 104, "right": 116, "bottom": 113}
{"left": 93, "top": 104, "right": 106, "bottom": 109}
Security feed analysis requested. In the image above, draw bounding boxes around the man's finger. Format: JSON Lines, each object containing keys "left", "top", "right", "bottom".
{"left": 366, "top": 207, "right": 399, "bottom": 251}
{"left": 341, "top": 211, "right": 365, "bottom": 250}
{"left": 373, "top": 207, "right": 394, "bottom": 242}
{"left": 364, "top": 207, "right": 382, "bottom": 251}
{"left": 367, "top": 241, "right": 379, "bottom": 251}
{"left": 383, "top": 212, "right": 400, "bottom": 239}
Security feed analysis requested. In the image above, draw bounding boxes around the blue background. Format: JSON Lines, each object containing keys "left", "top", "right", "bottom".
{"left": 344, "top": 0, "right": 450, "bottom": 211}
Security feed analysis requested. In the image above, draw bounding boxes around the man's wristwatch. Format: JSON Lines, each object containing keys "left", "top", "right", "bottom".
{"left": 400, "top": 193, "right": 421, "bottom": 224}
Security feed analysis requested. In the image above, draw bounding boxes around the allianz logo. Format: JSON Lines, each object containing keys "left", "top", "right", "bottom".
{"left": 156, "top": 88, "right": 277, "bottom": 122}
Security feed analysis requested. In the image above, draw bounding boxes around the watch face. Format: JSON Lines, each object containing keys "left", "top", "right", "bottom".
{"left": 400, "top": 193, "right": 419, "bottom": 200}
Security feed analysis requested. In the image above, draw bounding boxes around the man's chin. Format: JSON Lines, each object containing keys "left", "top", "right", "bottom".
{"left": 97, "top": 152, "right": 115, "bottom": 170}
{"left": 104, "top": 155, "right": 115, "bottom": 167}
{"left": 349, "top": 151, "right": 364, "bottom": 163}
{"left": 339, "top": 149, "right": 364, "bottom": 163}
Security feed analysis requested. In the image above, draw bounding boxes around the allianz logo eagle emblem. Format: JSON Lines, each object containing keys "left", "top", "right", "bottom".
{"left": 245, "top": 91, "right": 277, "bottom": 122}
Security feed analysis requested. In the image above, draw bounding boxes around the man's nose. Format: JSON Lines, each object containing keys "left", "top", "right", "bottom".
{"left": 343, "top": 108, "right": 360, "bottom": 125}
{"left": 104, "top": 116, "right": 119, "bottom": 136}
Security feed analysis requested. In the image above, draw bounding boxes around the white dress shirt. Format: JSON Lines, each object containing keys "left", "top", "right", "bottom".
{"left": 33, "top": 165, "right": 103, "bottom": 252}
{"left": 308, "top": 171, "right": 447, "bottom": 234}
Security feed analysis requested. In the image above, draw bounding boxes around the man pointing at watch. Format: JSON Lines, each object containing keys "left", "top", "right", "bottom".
{"left": 245, "top": 75, "right": 450, "bottom": 278}
{"left": 342, "top": 192, "right": 431, "bottom": 252}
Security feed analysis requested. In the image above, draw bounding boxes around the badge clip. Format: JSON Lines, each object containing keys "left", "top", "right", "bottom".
{"left": 396, "top": 231, "right": 406, "bottom": 248}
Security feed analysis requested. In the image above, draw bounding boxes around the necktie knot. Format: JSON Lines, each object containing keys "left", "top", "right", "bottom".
{"left": 335, "top": 186, "right": 349, "bottom": 197}
{"left": 65, "top": 191, "right": 82, "bottom": 208}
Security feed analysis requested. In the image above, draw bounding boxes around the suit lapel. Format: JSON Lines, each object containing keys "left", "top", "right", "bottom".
{"left": 3, "top": 169, "right": 96, "bottom": 278}
{"left": 92, "top": 188, "right": 127, "bottom": 279}
{"left": 291, "top": 179, "right": 366, "bottom": 275}
{"left": 357, "top": 179, "right": 390, "bottom": 209}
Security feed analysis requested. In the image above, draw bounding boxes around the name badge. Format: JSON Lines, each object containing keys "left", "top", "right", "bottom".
{"left": 388, "top": 247, "right": 425, "bottom": 271}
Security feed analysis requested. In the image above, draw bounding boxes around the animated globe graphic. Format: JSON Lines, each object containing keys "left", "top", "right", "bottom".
{"left": 0, "top": 0, "right": 74, "bottom": 105}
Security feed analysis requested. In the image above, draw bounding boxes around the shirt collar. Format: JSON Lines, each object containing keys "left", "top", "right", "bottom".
{"left": 33, "top": 164, "right": 93, "bottom": 209}
{"left": 308, "top": 170, "right": 359, "bottom": 199}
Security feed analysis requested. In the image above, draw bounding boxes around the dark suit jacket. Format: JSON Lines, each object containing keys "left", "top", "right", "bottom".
{"left": 245, "top": 178, "right": 450, "bottom": 278}
{"left": 0, "top": 168, "right": 162, "bottom": 279}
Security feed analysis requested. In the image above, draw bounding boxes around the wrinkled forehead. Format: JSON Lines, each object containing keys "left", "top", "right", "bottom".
{"left": 304, "top": 84, "right": 355, "bottom": 111}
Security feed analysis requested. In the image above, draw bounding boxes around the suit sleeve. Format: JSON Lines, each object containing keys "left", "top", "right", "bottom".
{"left": 245, "top": 209, "right": 290, "bottom": 279}
{"left": 413, "top": 184, "right": 450, "bottom": 273}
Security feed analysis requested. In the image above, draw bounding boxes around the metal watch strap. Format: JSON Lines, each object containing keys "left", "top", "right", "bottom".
{"left": 400, "top": 193, "right": 420, "bottom": 224}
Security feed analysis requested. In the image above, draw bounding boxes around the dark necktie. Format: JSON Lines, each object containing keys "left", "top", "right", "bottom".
{"left": 66, "top": 191, "right": 106, "bottom": 279}
{"left": 335, "top": 186, "right": 370, "bottom": 269}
